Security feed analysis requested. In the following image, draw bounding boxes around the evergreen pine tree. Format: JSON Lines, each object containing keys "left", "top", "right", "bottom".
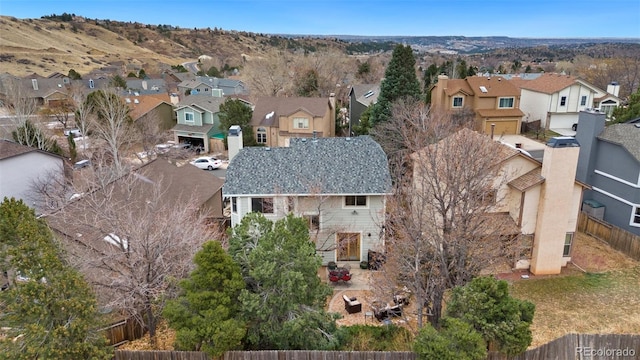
{"left": 370, "top": 44, "right": 421, "bottom": 125}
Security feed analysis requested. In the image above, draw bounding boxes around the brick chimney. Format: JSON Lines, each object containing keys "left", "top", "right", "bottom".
{"left": 227, "top": 125, "right": 243, "bottom": 162}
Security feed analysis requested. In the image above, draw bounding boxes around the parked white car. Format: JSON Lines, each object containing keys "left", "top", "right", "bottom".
{"left": 189, "top": 157, "right": 222, "bottom": 170}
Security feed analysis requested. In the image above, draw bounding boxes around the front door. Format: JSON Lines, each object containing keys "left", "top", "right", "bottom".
{"left": 337, "top": 232, "right": 360, "bottom": 261}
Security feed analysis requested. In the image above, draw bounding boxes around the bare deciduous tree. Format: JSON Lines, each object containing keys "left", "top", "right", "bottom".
{"left": 86, "top": 88, "right": 135, "bottom": 178}
{"left": 370, "top": 99, "right": 520, "bottom": 329}
{"left": 241, "top": 49, "right": 292, "bottom": 97}
{"left": 48, "top": 170, "right": 220, "bottom": 346}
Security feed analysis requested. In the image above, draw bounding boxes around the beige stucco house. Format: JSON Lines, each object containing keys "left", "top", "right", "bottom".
{"left": 250, "top": 95, "right": 336, "bottom": 147}
{"left": 430, "top": 75, "right": 524, "bottom": 135}
{"left": 411, "top": 128, "right": 586, "bottom": 275}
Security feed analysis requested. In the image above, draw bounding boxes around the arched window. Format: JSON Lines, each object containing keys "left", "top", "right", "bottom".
{"left": 257, "top": 127, "right": 267, "bottom": 144}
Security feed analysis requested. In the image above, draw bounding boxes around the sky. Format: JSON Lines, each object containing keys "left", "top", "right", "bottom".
{"left": 1, "top": 0, "right": 639, "bottom": 38}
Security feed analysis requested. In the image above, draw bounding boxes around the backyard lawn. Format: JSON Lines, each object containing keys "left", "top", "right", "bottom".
{"left": 509, "top": 232, "right": 640, "bottom": 347}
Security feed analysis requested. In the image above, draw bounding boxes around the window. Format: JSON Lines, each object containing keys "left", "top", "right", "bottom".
{"left": 600, "top": 104, "right": 616, "bottom": 117}
{"left": 632, "top": 206, "right": 640, "bottom": 227}
{"left": 563, "top": 233, "right": 574, "bottom": 256}
{"left": 560, "top": 96, "right": 567, "bottom": 106}
{"left": 231, "top": 197, "right": 237, "bottom": 213}
{"left": 304, "top": 214, "right": 320, "bottom": 231}
{"left": 185, "top": 112, "right": 194, "bottom": 123}
{"left": 252, "top": 197, "right": 274, "bottom": 214}
{"left": 580, "top": 95, "right": 587, "bottom": 106}
{"left": 452, "top": 96, "right": 463, "bottom": 108}
{"left": 345, "top": 196, "right": 367, "bottom": 207}
{"left": 287, "top": 196, "right": 295, "bottom": 213}
{"left": 498, "top": 97, "right": 514, "bottom": 108}
{"left": 257, "top": 127, "right": 267, "bottom": 144}
{"left": 293, "top": 117, "right": 309, "bottom": 129}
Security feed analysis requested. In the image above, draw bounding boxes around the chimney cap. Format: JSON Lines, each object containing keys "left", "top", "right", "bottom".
{"left": 546, "top": 137, "right": 580, "bottom": 148}
{"left": 228, "top": 125, "right": 242, "bottom": 135}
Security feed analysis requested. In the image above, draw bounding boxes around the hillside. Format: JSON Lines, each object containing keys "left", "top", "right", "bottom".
{"left": 0, "top": 15, "right": 351, "bottom": 77}
{"left": 0, "top": 16, "right": 188, "bottom": 76}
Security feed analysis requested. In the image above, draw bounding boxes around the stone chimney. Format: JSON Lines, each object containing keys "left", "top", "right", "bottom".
{"left": 227, "top": 125, "right": 243, "bottom": 162}
{"left": 575, "top": 109, "right": 606, "bottom": 184}
{"left": 530, "top": 137, "right": 580, "bottom": 275}
{"left": 607, "top": 82, "right": 620, "bottom": 97}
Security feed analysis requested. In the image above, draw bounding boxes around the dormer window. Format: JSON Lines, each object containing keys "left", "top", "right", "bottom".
{"left": 498, "top": 97, "right": 514, "bottom": 108}
{"left": 560, "top": 96, "right": 567, "bottom": 106}
{"left": 293, "top": 117, "right": 309, "bottom": 129}
{"left": 452, "top": 96, "right": 463, "bottom": 108}
{"left": 185, "top": 112, "right": 194, "bottom": 123}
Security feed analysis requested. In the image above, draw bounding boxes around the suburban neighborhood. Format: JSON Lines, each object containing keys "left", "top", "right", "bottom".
{"left": 0, "top": 10, "right": 639, "bottom": 360}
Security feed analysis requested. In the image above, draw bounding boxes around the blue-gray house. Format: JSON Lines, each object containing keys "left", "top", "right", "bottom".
{"left": 575, "top": 109, "right": 640, "bottom": 235}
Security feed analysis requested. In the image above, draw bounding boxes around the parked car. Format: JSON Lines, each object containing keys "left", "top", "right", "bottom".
{"left": 189, "top": 157, "right": 222, "bottom": 170}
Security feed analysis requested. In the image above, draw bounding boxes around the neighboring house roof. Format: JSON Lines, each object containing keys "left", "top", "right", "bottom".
{"left": 127, "top": 93, "right": 172, "bottom": 121}
{"left": 223, "top": 135, "right": 391, "bottom": 196}
{"left": 177, "top": 76, "right": 247, "bottom": 95}
{"left": 46, "top": 158, "right": 223, "bottom": 253}
{"left": 508, "top": 168, "right": 544, "bottom": 192}
{"left": 597, "top": 123, "right": 640, "bottom": 163}
{"left": 176, "top": 95, "right": 225, "bottom": 113}
{"left": 125, "top": 78, "right": 168, "bottom": 94}
{"left": 466, "top": 76, "right": 521, "bottom": 97}
{"left": 172, "top": 123, "right": 216, "bottom": 134}
{"left": 518, "top": 73, "right": 599, "bottom": 95}
{"left": 443, "top": 79, "right": 473, "bottom": 96}
{"left": 412, "top": 128, "right": 519, "bottom": 164}
{"left": 250, "top": 97, "right": 332, "bottom": 127}
{"left": 0, "top": 139, "right": 63, "bottom": 161}
{"left": 350, "top": 84, "right": 380, "bottom": 106}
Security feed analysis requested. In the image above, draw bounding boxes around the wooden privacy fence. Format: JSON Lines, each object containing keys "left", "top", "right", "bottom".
{"left": 224, "top": 351, "right": 416, "bottom": 360}
{"left": 100, "top": 317, "right": 145, "bottom": 347}
{"left": 115, "top": 350, "right": 210, "bottom": 360}
{"left": 577, "top": 211, "right": 640, "bottom": 261}
{"left": 112, "top": 336, "right": 640, "bottom": 360}
{"left": 487, "top": 333, "right": 640, "bottom": 360}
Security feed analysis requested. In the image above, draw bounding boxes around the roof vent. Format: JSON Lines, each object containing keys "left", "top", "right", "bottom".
{"left": 634, "top": 124, "right": 640, "bottom": 129}
{"left": 264, "top": 147, "right": 271, "bottom": 151}
{"left": 364, "top": 90, "right": 375, "bottom": 98}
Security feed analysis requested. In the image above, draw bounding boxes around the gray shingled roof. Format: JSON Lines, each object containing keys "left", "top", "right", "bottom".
{"left": 176, "top": 95, "right": 225, "bottom": 113}
{"left": 598, "top": 123, "right": 640, "bottom": 163}
{"left": 223, "top": 136, "right": 391, "bottom": 196}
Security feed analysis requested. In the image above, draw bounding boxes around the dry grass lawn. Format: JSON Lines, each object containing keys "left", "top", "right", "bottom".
{"left": 509, "top": 232, "right": 640, "bottom": 347}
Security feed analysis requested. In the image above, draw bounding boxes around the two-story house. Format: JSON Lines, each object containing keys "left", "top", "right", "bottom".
{"left": 430, "top": 75, "right": 524, "bottom": 135}
{"left": 576, "top": 109, "right": 640, "bottom": 236}
{"left": 223, "top": 133, "right": 391, "bottom": 265}
{"left": 172, "top": 95, "right": 225, "bottom": 153}
{"left": 250, "top": 96, "right": 336, "bottom": 147}
{"left": 411, "top": 128, "right": 586, "bottom": 274}
{"left": 517, "top": 73, "right": 604, "bottom": 132}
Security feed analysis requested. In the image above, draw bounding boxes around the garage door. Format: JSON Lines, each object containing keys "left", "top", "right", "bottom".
{"left": 550, "top": 114, "right": 577, "bottom": 130}
{"left": 484, "top": 120, "right": 519, "bottom": 136}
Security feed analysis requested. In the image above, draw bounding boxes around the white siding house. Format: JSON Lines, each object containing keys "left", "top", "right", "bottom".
{"left": 0, "top": 140, "right": 64, "bottom": 210}
{"left": 518, "top": 73, "right": 603, "bottom": 131}
{"left": 223, "top": 136, "right": 391, "bottom": 264}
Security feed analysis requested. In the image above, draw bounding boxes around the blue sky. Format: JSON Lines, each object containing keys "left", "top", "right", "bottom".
{"left": 1, "top": 0, "right": 639, "bottom": 38}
